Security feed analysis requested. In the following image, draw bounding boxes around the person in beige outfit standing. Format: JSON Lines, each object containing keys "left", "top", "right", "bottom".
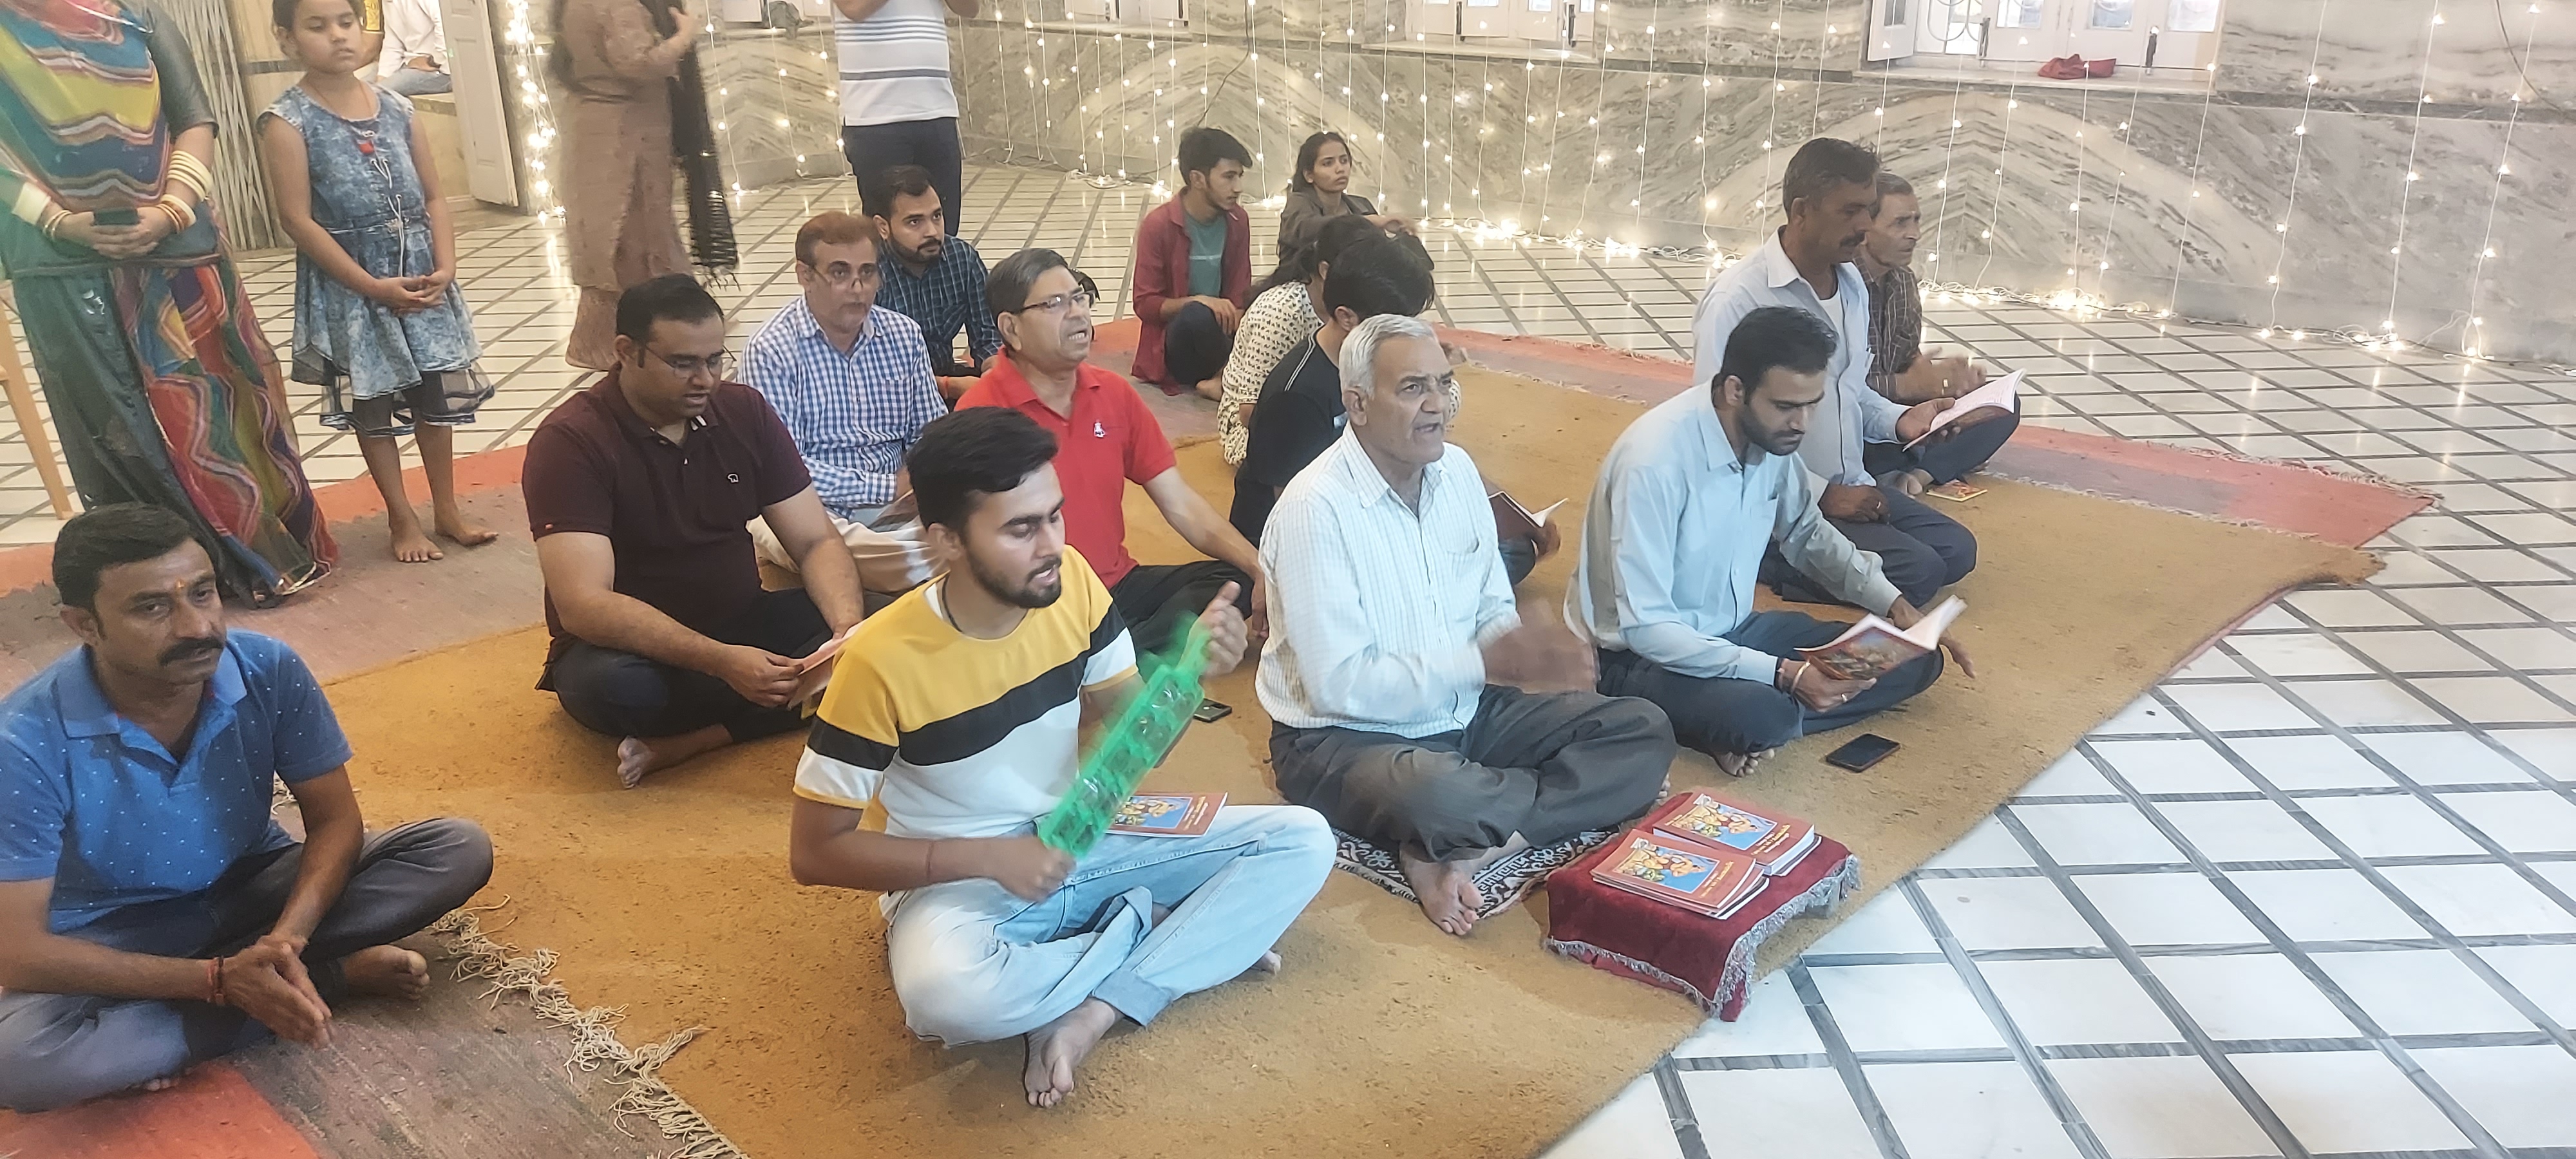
{"left": 552, "top": 0, "right": 696, "bottom": 368}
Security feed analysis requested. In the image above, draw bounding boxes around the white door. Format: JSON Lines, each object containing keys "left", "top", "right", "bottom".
{"left": 1983, "top": 0, "right": 2057, "bottom": 62}
{"left": 2147, "top": 0, "right": 2223, "bottom": 69}
{"left": 1867, "top": 0, "right": 1916, "bottom": 63}
{"left": 442, "top": 0, "right": 519, "bottom": 207}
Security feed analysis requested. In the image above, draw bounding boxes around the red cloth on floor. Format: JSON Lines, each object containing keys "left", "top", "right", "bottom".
{"left": 1542, "top": 833, "right": 1859, "bottom": 1019}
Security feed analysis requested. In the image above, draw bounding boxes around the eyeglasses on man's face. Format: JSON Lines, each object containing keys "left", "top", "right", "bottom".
{"left": 806, "top": 259, "right": 881, "bottom": 288}
{"left": 644, "top": 346, "right": 734, "bottom": 381}
{"left": 1009, "top": 287, "right": 1095, "bottom": 316}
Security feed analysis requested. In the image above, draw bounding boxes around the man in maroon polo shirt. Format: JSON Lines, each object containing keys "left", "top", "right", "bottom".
{"left": 522, "top": 276, "right": 867, "bottom": 787}
{"left": 954, "top": 249, "right": 1263, "bottom": 666}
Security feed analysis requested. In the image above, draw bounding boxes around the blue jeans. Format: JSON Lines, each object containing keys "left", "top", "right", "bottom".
{"left": 381, "top": 68, "right": 451, "bottom": 97}
{"left": 884, "top": 806, "right": 1334, "bottom": 1044}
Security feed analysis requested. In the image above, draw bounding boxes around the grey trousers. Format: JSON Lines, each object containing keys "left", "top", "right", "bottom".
{"left": 1594, "top": 610, "right": 1944, "bottom": 759}
{"left": 0, "top": 818, "right": 494, "bottom": 1111}
{"left": 1269, "top": 686, "right": 1676, "bottom": 862}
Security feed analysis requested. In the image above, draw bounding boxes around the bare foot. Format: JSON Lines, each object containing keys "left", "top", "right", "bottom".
{"left": 342, "top": 945, "right": 430, "bottom": 1000}
{"left": 616, "top": 725, "right": 731, "bottom": 787}
{"left": 130, "top": 1071, "right": 185, "bottom": 1094}
{"left": 1714, "top": 748, "right": 1779, "bottom": 778}
{"left": 390, "top": 524, "right": 443, "bottom": 563}
{"left": 1397, "top": 836, "right": 1528, "bottom": 936}
{"left": 1193, "top": 377, "right": 1223, "bottom": 401}
{"left": 433, "top": 511, "right": 500, "bottom": 548}
{"left": 1023, "top": 998, "right": 1118, "bottom": 1109}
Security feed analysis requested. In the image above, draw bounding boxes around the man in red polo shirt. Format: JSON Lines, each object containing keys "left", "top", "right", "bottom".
{"left": 956, "top": 249, "right": 1263, "bottom": 665}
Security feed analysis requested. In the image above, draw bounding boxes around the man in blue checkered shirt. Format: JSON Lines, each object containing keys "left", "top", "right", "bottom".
{"left": 869, "top": 165, "right": 1001, "bottom": 402}
{"left": 743, "top": 211, "right": 947, "bottom": 598}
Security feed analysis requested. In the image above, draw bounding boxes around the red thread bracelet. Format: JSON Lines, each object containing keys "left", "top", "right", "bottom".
{"left": 205, "top": 956, "right": 225, "bottom": 1006}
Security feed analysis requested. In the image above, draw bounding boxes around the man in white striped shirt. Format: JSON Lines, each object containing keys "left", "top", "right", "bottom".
{"left": 835, "top": 0, "right": 975, "bottom": 238}
{"left": 1256, "top": 316, "right": 1676, "bottom": 937}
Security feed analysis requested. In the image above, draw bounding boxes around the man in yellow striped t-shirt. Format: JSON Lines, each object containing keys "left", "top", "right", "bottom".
{"left": 786, "top": 407, "right": 1334, "bottom": 1109}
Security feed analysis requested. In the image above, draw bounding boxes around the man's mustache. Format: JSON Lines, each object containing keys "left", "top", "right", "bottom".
{"left": 160, "top": 636, "right": 223, "bottom": 664}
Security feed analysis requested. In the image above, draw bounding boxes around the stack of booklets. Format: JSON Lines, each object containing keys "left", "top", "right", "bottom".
{"left": 1645, "top": 791, "right": 1820, "bottom": 876}
{"left": 1587, "top": 793, "right": 1824, "bottom": 919}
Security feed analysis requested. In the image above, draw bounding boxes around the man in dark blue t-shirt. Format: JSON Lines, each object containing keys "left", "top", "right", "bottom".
{"left": 0, "top": 505, "right": 493, "bottom": 1111}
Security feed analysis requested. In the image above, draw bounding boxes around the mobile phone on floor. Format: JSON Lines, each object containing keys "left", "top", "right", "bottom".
{"left": 1191, "top": 699, "right": 1233, "bottom": 724}
{"left": 1825, "top": 733, "right": 1899, "bottom": 772}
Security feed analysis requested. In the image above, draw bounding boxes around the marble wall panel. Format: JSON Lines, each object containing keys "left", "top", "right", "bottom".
{"left": 471, "top": 0, "right": 2575, "bottom": 360}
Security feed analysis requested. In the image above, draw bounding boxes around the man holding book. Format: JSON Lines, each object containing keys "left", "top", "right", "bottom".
{"left": 1691, "top": 138, "right": 2013, "bottom": 607}
{"left": 785, "top": 407, "right": 1332, "bottom": 1110}
{"left": 1260, "top": 315, "right": 1676, "bottom": 937}
{"left": 1573, "top": 306, "right": 1967, "bottom": 773}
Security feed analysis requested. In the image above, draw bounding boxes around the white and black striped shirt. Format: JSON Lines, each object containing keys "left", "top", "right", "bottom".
{"left": 837, "top": 0, "right": 958, "bottom": 126}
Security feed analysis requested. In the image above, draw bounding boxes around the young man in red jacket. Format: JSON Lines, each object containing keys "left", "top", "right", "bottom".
{"left": 1131, "top": 127, "right": 1252, "bottom": 399}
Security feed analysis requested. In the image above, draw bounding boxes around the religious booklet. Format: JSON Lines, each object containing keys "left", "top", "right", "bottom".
{"left": 1107, "top": 793, "right": 1226, "bottom": 838}
{"left": 1795, "top": 596, "right": 1967, "bottom": 681}
{"left": 790, "top": 621, "right": 867, "bottom": 704}
{"left": 1488, "top": 489, "right": 1568, "bottom": 546}
{"left": 1924, "top": 480, "right": 1987, "bottom": 502}
{"left": 1590, "top": 829, "right": 1768, "bottom": 919}
{"left": 1643, "top": 791, "right": 1819, "bottom": 876}
{"left": 1904, "top": 368, "right": 2024, "bottom": 449}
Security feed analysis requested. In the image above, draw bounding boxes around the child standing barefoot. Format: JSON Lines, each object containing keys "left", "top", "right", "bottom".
{"left": 259, "top": 0, "right": 497, "bottom": 562}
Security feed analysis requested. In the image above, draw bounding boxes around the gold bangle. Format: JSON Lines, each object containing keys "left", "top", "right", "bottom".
{"left": 38, "top": 206, "right": 70, "bottom": 240}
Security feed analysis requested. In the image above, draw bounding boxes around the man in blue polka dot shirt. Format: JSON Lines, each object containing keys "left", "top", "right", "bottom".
{"left": 0, "top": 504, "right": 495, "bottom": 1111}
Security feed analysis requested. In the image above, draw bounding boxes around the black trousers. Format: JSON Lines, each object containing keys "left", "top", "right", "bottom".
{"left": 1763, "top": 486, "right": 1978, "bottom": 608}
{"left": 1862, "top": 409, "right": 2019, "bottom": 486}
{"left": 0, "top": 820, "right": 495, "bottom": 1111}
{"left": 545, "top": 588, "right": 831, "bottom": 742}
{"left": 1110, "top": 560, "right": 1254, "bottom": 662}
{"left": 842, "top": 117, "right": 965, "bottom": 238}
{"left": 1164, "top": 301, "right": 1234, "bottom": 388}
{"left": 1593, "top": 611, "right": 1943, "bottom": 759}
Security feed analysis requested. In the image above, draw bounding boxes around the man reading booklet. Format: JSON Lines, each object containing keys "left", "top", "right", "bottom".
{"left": 786, "top": 409, "right": 1332, "bottom": 1110}
{"left": 1570, "top": 306, "right": 1972, "bottom": 774}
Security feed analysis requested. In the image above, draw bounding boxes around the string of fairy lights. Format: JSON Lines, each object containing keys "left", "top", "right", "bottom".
{"left": 487, "top": 0, "right": 2562, "bottom": 367}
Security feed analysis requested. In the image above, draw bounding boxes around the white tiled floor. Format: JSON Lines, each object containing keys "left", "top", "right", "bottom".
{"left": 7, "top": 162, "right": 2575, "bottom": 1156}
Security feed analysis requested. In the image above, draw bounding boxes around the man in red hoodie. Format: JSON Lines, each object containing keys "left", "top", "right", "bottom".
{"left": 1131, "top": 127, "right": 1252, "bottom": 399}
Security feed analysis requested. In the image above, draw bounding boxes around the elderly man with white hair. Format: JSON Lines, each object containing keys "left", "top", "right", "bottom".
{"left": 1255, "top": 315, "right": 1676, "bottom": 938}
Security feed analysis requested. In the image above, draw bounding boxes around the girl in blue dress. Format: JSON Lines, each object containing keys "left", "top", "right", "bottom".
{"left": 260, "top": 0, "right": 495, "bottom": 562}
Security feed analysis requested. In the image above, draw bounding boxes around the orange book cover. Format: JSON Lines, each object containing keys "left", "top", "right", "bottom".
{"left": 1589, "top": 830, "right": 1763, "bottom": 916}
{"left": 1645, "top": 792, "right": 1815, "bottom": 871}
{"left": 1106, "top": 793, "right": 1226, "bottom": 838}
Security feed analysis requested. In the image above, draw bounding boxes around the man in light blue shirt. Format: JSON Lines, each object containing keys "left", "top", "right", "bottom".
{"left": 1692, "top": 138, "right": 2011, "bottom": 607}
{"left": 1576, "top": 307, "right": 1964, "bottom": 772}
{"left": 1259, "top": 316, "right": 1673, "bottom": 938}
{"left": 743, "top": 211, "right": 945, "bottom": 597}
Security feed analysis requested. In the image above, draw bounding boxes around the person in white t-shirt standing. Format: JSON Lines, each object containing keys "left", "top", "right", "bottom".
{"left": 377, "top": 0, "right": 452, "bottom": 97}
{"left": 835, "top": 0, "right": 975, "bottom": 238}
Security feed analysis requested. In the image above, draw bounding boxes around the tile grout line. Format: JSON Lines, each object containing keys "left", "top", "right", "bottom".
{"left": 1783, "top": 961, "right": 1916, "bottom": 1159}
{"left": 2074, "top": 741, "right": 2519, "bottom": 1156}
{"left": 1985, "top": 804, "right": 2315, "bottom": 1158}
{"left": 1893, "top": 876, "right": 2115, "bottom": 1159}
{"left": 2141, "top": 686, "right": 2576, "bottom": 1064}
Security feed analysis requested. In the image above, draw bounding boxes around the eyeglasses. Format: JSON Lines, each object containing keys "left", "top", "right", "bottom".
{"left": 644, "top": 346, "right": 734, "bottom": 380}
{"left": 1007, "top": 288, "right": 1095, "bottom": 316}
{"left": 808, "top": 261, "right": 880, "bottom": 288}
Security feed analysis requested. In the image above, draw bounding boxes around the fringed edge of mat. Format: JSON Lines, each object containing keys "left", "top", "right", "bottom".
{"left": 1542, "top": 854, "right": 1862, "bottom": 1021}
{"left": 425, "top": 901, "right": 750, "bottom": 1159}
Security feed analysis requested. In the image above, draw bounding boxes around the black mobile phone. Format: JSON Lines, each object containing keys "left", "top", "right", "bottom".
{"left": 1190, "top": 699, "right": 1233, "bottom": 724}
{"left": 91, "top": 207, "right": 140, "bottom": 227}
{"left": 1825, "top": 733, "right": 1899, "bottom": 772}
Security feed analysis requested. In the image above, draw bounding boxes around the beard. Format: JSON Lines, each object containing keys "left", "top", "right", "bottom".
{"left": 967, "top": 550, "right": 1063, "bottom": 610}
